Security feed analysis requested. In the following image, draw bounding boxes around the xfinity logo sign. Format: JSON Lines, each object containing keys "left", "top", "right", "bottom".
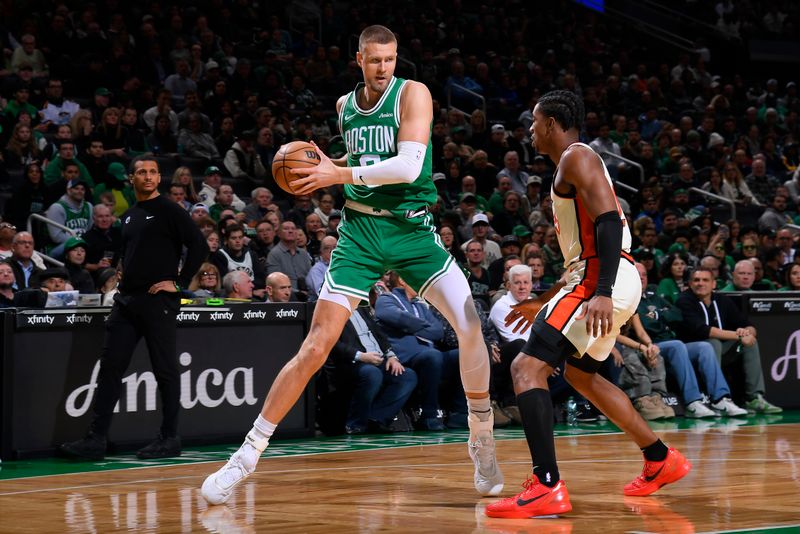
{"left": 210, "top": 311, "right": 234, "bottom": 321}
{"left": 783, "top": 301, "right": 800, "bottom": 312}
{"left": 772, "top": 329, "right": 800, "bottom": 382}
{"left": 275, "top": 308, "right": 298, "bottom": 319}
{"left": 752, "top": 301, "right": 772, "bottom": 312}
{"left": 27, "top": 315, "right": 54, "bottom": 325}
{"left": 176, "top": 312, "right": 200, "bottom": 322}
{"left": 65, "top": 352, "right": 258, "bottom": 417}
{"left": 66, "top": 314, "right": 92, "bottom": 325}
{"left": 243, "top": 309, "right": 267, "bottom": 320}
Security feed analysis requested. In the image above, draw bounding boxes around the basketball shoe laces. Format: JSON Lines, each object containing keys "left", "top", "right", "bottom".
{"left": 496, "top": 474, "right": 544, "bottom": 506}
{"left": 216, "top": 445, "right": 258, "bottom": 489}
{"left": 629, "top": 458, "right": 663, "bottom": 489}
{"left": 469, "top": 433, "right": 498, "bottom": 476}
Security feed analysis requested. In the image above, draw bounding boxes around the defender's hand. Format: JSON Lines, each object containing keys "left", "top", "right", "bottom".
{"left": 576, "top": 295, "right": 614, "bottom": 337}
{"left": 505, "top": 297, "right": 544, "bottom": 335}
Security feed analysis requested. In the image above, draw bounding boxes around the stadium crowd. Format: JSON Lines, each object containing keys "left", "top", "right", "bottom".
{"left": 0, "top": 0, "right": 797, "bottom": 433}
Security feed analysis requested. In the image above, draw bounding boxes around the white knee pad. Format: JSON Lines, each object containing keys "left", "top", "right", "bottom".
{"left": 318, "top": 282, "right": 361, "bottom": 313}
{"left": 423, "top": 261, "right": 490, "bottom": 394}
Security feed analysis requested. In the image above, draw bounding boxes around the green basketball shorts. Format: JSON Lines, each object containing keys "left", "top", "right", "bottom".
{"left": 324, "top": 207, "right": 455, "bottom": 300}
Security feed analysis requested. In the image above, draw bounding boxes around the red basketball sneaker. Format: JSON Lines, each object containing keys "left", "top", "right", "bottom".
{"left": 624, "top": 447, "right": 692, "bottom": 496}
{"left": 485, "top": 475, "right": 572, "bottom": 518}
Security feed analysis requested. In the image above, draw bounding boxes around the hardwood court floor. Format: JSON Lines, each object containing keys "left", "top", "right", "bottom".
{"left": 1, "top": 420, "right": 799, "bottom": 533}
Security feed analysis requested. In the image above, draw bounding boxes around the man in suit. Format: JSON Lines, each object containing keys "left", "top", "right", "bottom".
{"left": 328, "top": 286, "right": 417, "bottom": 434}
{"left": 375, "top": 272, "right": 467, "bottom": 430}
{"left": 8, "top": 231, "right": 42, "bottom": 290}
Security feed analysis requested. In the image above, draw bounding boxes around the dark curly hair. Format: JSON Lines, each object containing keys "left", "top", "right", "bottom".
{"left": 537, "top": 90, "right": 585, "bottom": 131}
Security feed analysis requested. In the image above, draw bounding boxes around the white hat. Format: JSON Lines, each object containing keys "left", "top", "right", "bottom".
{"left": 707, "top": 132, "right": 724, "bottom": 149}
{"left": 472, "top": 213, "right": 490, "bottom": 226}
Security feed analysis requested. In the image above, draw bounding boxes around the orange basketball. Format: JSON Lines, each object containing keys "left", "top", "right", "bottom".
{"left": 271, "top": 141, "right": 321, "bottom": 194}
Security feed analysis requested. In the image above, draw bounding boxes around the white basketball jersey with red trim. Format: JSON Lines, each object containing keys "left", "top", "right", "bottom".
{"left": 551, "top": 143, "right": 631, "bottom": 268}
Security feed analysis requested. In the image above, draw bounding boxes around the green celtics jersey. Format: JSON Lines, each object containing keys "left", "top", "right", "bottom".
{"left": 339, "top": 76, "right": 436, "bottom": 213}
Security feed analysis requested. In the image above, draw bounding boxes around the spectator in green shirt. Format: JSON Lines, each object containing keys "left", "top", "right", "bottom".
{"left": 719, "top": 260, "right": 756, "bottom": 292}
{"left": 657, "top": 252, "right": 690, "bottom": 303}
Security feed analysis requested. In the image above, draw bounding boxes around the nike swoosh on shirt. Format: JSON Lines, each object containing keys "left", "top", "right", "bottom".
{"left": 146, "top": 216, "right": 155, "bottom": 220}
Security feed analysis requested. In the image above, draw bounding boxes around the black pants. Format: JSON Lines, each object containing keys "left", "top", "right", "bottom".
{"left": 90, "top": 292, "right": 181, "bottom": 438}
{"left": 493, "top": 339, "right": 526, "bottom": 406}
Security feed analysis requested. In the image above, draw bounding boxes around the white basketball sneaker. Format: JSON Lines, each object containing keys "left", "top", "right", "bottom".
{"left": 201, "top": 430, "right": 267, "bottom": 505}
{"left": 711, "top": 397, "right": 748, "bottom": 417}
{"left": 468, "top": 413, "right": 504, "bottom": 496}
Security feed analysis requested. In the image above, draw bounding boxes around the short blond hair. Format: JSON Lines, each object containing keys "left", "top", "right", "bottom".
{"left": 358, "top": 25, "right": 396, "bottom": 51}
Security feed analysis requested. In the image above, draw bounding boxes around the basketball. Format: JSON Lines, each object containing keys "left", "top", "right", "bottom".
{"left": 271, "top": 141, "right": 321, "bottom": 194}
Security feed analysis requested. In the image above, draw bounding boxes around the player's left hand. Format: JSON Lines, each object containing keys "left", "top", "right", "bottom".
{"left": 291, "top": 141, "right": 347, "bottom": 195}
{"left": 149, "top": 280, "right": 179, "bottom": 294}
{"left": 576, "top": 295, "right": 614, "bottom": 337}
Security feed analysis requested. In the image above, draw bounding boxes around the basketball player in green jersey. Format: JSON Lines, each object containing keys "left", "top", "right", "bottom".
{"left": 202, "top": 25, "right": 503, "bottom": 505}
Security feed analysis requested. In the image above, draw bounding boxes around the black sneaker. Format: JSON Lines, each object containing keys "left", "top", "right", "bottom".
{"left": 575, "top": 402, "right": 599, "bottom": 423}
{"left": 60, "top": 432, "right": 107, "bottom": 460}
{"left": 136, "top": 434, "right": 181, "bottom": 459}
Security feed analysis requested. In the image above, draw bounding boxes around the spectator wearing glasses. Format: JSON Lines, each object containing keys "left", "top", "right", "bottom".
{"left": 8, "top": 231, "right": 42, "bottom": 289}
{"left": 188, "top": 262, "right": 222, "bottom": 298}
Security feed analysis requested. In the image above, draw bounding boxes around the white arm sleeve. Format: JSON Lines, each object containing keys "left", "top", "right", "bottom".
{"left": 350, "top": 141, "right": 427, "bottom": 186}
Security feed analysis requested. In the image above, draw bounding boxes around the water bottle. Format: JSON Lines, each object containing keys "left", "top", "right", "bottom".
{"left": 566, "top": 396, "right": 578, "bottom": 427}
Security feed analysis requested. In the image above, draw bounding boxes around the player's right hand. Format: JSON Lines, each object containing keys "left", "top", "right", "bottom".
{"left": 291, "top": 141, "right": 347, "bottom": 195}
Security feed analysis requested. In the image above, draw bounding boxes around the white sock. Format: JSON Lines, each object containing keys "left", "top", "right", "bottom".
{"left": 468, "top": 397, "right": 492, "bottom": 422}
{"left": 243, "top": 415, "right": 276, "bottom": 455}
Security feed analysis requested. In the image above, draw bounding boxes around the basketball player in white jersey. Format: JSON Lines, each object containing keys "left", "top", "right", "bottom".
{"left": 486, "top": 90, "right": 691, "bottom": 519}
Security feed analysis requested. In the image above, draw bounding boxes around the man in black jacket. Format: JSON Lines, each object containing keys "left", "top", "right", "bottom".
{"left": 675, "top": 267, "right": 781, "bottom": 413}
{"left": 60, "top": 157, "right": 208, "bottom": 460}
{"left": 327, "top": 288, "right": 417, "bottom": 434}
